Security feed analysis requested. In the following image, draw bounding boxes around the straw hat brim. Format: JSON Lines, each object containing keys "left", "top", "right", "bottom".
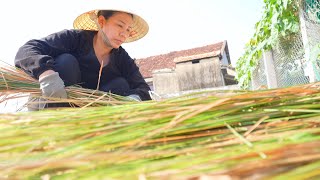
{"left": 73, "top": 9, "right": 149, "bottom": 43}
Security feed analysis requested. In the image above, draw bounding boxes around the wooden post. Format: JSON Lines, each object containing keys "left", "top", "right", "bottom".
{"left": 263, "top": 50, "right": 278, "bottom": 89}
{"left": 299, "top": 8, "right": 316, "bottom": 82}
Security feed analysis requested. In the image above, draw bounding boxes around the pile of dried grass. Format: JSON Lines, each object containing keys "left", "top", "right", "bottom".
{"left": 0, "top": 61, "right": 136, "bottom": 109}
{"left": 0, "top": 61, "right": 319, "bottom": 179}
{"left": 0, "top": 60, "right": 320, "bottom": 179}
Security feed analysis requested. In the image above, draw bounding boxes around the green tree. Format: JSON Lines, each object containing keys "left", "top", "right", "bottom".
{"left": 236, "top": 0, "right": 300, "bottom": 89}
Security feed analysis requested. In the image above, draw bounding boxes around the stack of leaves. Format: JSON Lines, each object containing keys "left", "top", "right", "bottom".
{"left": 0, "top": 81, "right": 320, "bottom": 179}
{"left": 0, "top": 61, "right": 134, "bottom": 109}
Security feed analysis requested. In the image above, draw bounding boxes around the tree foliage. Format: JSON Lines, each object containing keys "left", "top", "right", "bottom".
{"left": 235, "top": 0, "right": 300, "bottom": 89}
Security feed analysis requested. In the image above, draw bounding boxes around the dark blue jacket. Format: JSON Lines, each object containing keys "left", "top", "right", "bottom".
{"left": 14, "top": 29, "right": 151, "bottom": 100}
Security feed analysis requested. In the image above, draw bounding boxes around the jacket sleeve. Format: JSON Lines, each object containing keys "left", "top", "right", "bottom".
{"left": 117, "top": 48, "right": 152, "bottom": 101}
{"left": 14, "top": 29, "right": 82, "bottom": 79}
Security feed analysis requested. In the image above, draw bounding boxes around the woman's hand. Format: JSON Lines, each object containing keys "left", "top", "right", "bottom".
{"left": 39, "top": 70, "right": 67, "bottom": 98}
{"left": 126, "top": 94, "right": 141, "bottom": 102}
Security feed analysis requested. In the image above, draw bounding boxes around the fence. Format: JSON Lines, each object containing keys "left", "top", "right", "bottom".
{"left": 251, "top": 2, "right": 320, "bottom": 90}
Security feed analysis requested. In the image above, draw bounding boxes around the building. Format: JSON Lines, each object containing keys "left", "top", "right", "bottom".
{"left": 135, "top": 40, "right": 237, "bottom": 95}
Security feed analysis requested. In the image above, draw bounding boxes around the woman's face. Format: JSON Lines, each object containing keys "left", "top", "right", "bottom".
{"left": 100, "top": 12, "right": 133, "bottom": 48}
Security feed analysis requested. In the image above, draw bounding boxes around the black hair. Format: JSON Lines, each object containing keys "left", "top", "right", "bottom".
{"left": 97, "top": 10, "right": 133, "bottom": 20}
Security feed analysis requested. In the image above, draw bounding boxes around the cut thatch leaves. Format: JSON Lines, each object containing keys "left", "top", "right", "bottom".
{"left": 0, "top": 61, "right": 144, "bottom": 109}
{"left": 0, "top": 67, "right": 320, "bottom": 179}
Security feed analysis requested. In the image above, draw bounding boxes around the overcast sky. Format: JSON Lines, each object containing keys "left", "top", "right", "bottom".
{"left": 0, "top": 0, "right": 263, "bottom": 66}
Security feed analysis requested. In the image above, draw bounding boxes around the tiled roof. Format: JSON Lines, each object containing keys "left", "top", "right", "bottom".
{"left": 135, "top": 41, "right": 226, "bottom": 78}
{"left": 174, "top": 51, "right": 220, "bottom": 63}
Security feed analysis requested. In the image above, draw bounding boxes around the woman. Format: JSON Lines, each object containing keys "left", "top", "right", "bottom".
{"left": 14, "top": 9, "right": 151, "bottom": 109}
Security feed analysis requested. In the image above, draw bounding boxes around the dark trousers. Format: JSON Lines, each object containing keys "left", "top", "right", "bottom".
{"left": 55, "top": 53, "right": 130, "bottom": 95}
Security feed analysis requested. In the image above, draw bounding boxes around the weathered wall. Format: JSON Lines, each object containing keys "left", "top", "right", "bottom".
{"left": 152, "top": 57, "right": 225, "bottom": 95}
{"left": 175, "top": 57, "right": 225, "bottom": 91}
{"left": 152, "top": 69, "right": 180, "bottom": 95}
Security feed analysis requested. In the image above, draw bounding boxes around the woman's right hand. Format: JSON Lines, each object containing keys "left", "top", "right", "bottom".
{"left": 39, "top": 70, "right": 67, "bottom": 98}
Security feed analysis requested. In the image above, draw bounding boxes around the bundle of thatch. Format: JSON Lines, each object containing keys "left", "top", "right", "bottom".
{"left": 0, "top": 62, "right": 320, "bottom": 179}
{"left": 0, "top": 61, "right": 139, "bottom": 110}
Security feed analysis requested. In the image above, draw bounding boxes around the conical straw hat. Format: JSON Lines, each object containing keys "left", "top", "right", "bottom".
{"left": 73, "top": 9, "right": 149, "bottom": 43}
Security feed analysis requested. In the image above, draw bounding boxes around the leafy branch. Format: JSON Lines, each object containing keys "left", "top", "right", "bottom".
{"left": 235, "top": 0, "right": 300, "bottom": 89}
